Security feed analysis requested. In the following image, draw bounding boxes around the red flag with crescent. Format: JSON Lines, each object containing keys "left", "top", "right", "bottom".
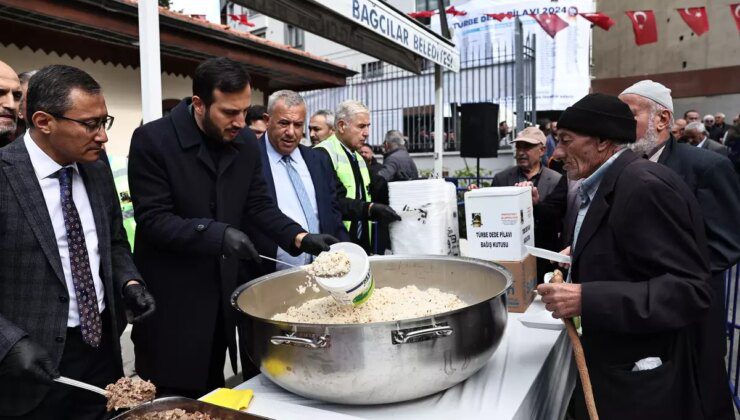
{"left": 529, "top": 13, "right": 569, "bottom": 38}
{"left": 625, "top": 10, "right": 658, "bottom": 45}
{"left": 731, "top": 4, "right": 740, "bottom": 32}
{"left": 676, "top": 7, "right": 709, "bottom": 35}
{"left": 578, "top": 12, "right": 615, "bottom": 31}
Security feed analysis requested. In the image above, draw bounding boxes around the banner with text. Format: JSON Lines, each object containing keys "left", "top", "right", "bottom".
{"left": 435, "top": 0, "right": 594, "bottom": 110}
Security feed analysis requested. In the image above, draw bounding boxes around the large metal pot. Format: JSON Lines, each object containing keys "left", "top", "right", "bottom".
{"left": 231, "top": 255, "right": 511, "bottom": 405}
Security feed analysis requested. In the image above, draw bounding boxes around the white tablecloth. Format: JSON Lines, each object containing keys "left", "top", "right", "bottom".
{"left": 235, "top": 298, "right": 576, "bottom": 420}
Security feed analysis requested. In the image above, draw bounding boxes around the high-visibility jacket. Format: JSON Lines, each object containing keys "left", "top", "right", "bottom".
{"left": 315, "top": 135, "right": 371, "bottom": 231}
{"left": 108, "top": 154, "right": 136, "bottom": 250}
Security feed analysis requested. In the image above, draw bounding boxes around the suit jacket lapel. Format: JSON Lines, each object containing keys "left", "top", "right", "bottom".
{"left": 258, "top": 137, "right": 277, "bottom": 199}
{"left": 78, "top": 163, "right": 111, "bottom": 281}
{"left": 657, "top": 136, "right": 676, "bottom": 165}
{"left": 1, "top": 141, "right": 66, "bottom": 285}
{"left": 572, "top": 150, "right": 638, "bottom": 262}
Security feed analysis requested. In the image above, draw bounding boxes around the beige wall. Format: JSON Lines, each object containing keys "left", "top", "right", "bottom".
{"left": 593, "top": 1, "right": 739, "bottom": 78}
{"left": 2, "top": 43, "right": 192, "bottom": 157}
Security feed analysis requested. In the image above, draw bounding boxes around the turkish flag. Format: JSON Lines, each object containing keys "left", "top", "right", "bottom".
{"left": 529, "top": 13, "right": 569, "bottom": 38}
{"left": 731, "top": 4, "right": 740, "bottom": 33}
{"left": 445, "top": 6, "right": 467, "bottom": 17}
{"left": 486, "top": 13, "right": 513, "bottom": 22}
{"left": 578, "top": 12, "right": 615, "bottom": 31}
{"left": 676, "top": 7, "right": 709, "bottom": 35}
{"left": 228, "top": 14, "right": 240, "bottom": 22}
{"left": 625, "top": 10, "right": 658, "bottom": 45}
{"left": 238, "top": 14, "right": 255, "bottom": 27}
{"left": 408, "top": 10, "right": 436, "bottom": 19}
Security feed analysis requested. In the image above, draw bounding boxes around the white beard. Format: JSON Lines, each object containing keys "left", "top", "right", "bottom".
{"left": 629, "top": 118, "right": 660, "bottom": 157}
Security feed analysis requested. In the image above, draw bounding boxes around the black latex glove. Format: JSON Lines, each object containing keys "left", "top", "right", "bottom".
{"left": 369, "top": 203, "right": 402, "bottom": 223}
{"left": 123, "top": 283, "right": 156, "bottom": 323}
{"left": 222, "top": 227, "right": 260, "bottom": 262}
{"left": 299, "top": 234, "right": 340, "bottom": 256}
{"left": 0, "top": 338, "right": 57, "bottom": 384}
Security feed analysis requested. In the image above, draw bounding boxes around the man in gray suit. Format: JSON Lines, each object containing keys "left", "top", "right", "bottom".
{"left": 0, "top": 64, "right": 155, "bottom": 418}
{"left": 493, "top": 126, "right": 562, "bottom": 280}
{"left": 684, "top": 121, "right": 729, "bottom": 156}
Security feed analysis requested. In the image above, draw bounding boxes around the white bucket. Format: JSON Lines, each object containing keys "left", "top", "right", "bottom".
{"left": 314, "top": 242, "right": 374, "bottom": 306}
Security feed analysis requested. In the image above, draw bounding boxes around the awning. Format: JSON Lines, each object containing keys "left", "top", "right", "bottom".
{"left": 0, "top": 0, "right": 356, "bottom": 91}
{"left": 233, "top": 0, "right": 459, "bottom": 74}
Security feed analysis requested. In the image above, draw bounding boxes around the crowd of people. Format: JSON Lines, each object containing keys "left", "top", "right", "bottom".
{"left": 0, "top": 52, "right": 739, "bottom": 420}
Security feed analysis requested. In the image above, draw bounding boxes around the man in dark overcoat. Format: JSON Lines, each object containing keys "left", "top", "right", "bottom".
{"left": 128, "top": 58, "right": 337, "bottom": 398}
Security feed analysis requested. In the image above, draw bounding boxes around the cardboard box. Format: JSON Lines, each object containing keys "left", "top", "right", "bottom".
{"left": 464, "top": 186, "right": 534, "bottom": 262}
{"left": 496, "top": 255, "right": 537, "bottom": 313}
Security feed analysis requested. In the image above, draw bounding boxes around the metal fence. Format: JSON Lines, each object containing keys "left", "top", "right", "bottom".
{"left": 725, "top": 263, "right": 740, "bottom": 410}
{"left": 300, "top": 22, "right": 537, "bottom": 154}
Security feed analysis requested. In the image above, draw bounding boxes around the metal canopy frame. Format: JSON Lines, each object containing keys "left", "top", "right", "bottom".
{"left": 230, "top": 0, "right": 457, "bottom": 75}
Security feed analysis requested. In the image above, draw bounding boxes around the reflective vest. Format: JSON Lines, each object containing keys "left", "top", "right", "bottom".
{"left": 315, "top": 135, "right": 372, "bottom": 231}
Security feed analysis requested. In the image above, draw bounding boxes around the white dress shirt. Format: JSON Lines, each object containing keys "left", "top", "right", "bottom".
{"left": 264, "top": 135, "right": 318, "bottom": 270}
{"left": 24, "top": 132, "right": 105, "bottom": 327}
{"left": 696, "top": 136, "right": 707, "bottom": 148}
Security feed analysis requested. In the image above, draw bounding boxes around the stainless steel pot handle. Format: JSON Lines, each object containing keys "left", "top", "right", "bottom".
{"left": 393, "top": 325, "right": 453, "bottom": 344}
{"left": 271, "top": 334, "right": 329, "bottom": 349}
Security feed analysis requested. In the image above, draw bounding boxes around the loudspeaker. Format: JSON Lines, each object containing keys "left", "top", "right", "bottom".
{"left": 460, "top": 102, "right": 500, "bottom": 158}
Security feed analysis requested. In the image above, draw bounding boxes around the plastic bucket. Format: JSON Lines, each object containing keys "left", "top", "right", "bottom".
{"left": 314, "top": 242, "right": 374, "bottom": 306}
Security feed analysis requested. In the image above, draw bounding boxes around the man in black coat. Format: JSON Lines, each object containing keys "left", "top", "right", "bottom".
{"left": 128, "top": 58, "right": 337, "bottom": 398}
{"left": 538, "top": 93, "right": 733, "bottom": 419}
{"left": 0, "top": 64, "right": 155, "bottom": 418}
{"left": 619, "top": 82, "right": 740, "bottom": 361}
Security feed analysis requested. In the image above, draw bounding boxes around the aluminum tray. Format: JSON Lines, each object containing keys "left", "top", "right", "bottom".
{"left": 111, "top": 396, "right": 270, "bottom": 419}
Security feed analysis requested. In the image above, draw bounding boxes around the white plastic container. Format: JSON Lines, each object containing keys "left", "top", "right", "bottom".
{"left": 464, "top": 186, "right": 535, "bottom": 261}
{"left": 314, "top": 242, "right": 374, "bottom": 306}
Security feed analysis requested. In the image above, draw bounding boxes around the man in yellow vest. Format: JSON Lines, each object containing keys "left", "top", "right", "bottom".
{"left": 315, "top": 100, "right": 400, "bottom": 253}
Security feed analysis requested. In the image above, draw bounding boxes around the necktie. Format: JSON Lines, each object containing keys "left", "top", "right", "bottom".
{"left": 282, "top": 156, "right": 320, "bottom": 262}
{"left": 58, "top": 167, "right": 102, "bottom": 347}
{"left": 346, "top": 153, "right": 363, "bottom": 240}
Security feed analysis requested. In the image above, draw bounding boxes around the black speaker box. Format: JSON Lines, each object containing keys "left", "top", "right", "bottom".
{"left": 460, "top": 102, "right": 500, "bottom": 158}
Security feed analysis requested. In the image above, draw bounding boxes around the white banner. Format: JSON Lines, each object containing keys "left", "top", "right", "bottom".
{"left": 322, "top": 0, "right": 460, "bottom": 72}
{"left": 436, "top": 0, "right": 593, "bottom": 110}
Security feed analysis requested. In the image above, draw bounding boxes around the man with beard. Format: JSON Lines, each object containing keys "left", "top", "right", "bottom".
{"left": 308, "top": 109, "right": 334, "bottom": 146}
{"left": 619, "top": 80, "right": 740, "bottom": 417}
{"left": 0, "top": 60, "right": 21, "bottom": 147}
{"left": 128, "top": 58, "right": 338, "bottom": 398}
{"left": 538, "top": 93, "right": 733, "bottom": 419}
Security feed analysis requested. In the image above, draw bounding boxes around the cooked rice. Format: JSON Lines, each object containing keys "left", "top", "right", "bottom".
{"left": 272, "top": 285, "right": 466, "bottom": 324}
{"left": 306, "top": 251, "right": 351, "bottom": 278}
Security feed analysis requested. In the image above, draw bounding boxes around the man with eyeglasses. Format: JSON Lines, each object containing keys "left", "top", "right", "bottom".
{"left": 0, "top": 64, "right": 156, "bottom": 418}
{"left": 128, "top": 57, "right": 338, "bottom": 399}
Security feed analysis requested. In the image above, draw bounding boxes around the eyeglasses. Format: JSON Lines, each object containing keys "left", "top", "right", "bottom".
{"left": 50, "top": 113, "right": 114, "bottom": 133}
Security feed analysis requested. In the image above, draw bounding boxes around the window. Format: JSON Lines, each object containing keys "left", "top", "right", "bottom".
{"left": 285, "top": 25, "right": 304, "bottom": 50}
{"left": 361, "top": 61, "right": 383, "bottom": 79}
{"left": 251, "top": 28, "right": 266, "bottom": 38}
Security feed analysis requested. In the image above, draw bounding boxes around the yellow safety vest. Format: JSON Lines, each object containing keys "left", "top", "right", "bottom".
{"left": 315, "top": 135, "right": 372, "bottom": 231}
{"left": 108, "top": 155, "right": 136, "bottom": 251}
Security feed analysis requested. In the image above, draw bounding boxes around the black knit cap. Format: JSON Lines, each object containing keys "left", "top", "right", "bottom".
{"left": 557, "top": 93, "right": 636, "bottom": 144}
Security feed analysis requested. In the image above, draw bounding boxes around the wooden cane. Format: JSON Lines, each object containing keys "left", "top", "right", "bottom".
{"left": 550, "top": 269, "right": 599, "bottom": 420}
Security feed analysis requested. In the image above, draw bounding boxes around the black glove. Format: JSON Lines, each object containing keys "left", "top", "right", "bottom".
{"left": 0, "top": 338, "right": 57, "bottom": 384}
{"left": 123, "top": 283, "right": 156, "bottom": 323}
{"left": 222, "top": 227, "right": 260, "bottom": 262}
{"left": 299, "top": 234, "right": 340, "bottom": 256}
{"left": 369, "top": 203, "right": 402, "bottom": 223}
